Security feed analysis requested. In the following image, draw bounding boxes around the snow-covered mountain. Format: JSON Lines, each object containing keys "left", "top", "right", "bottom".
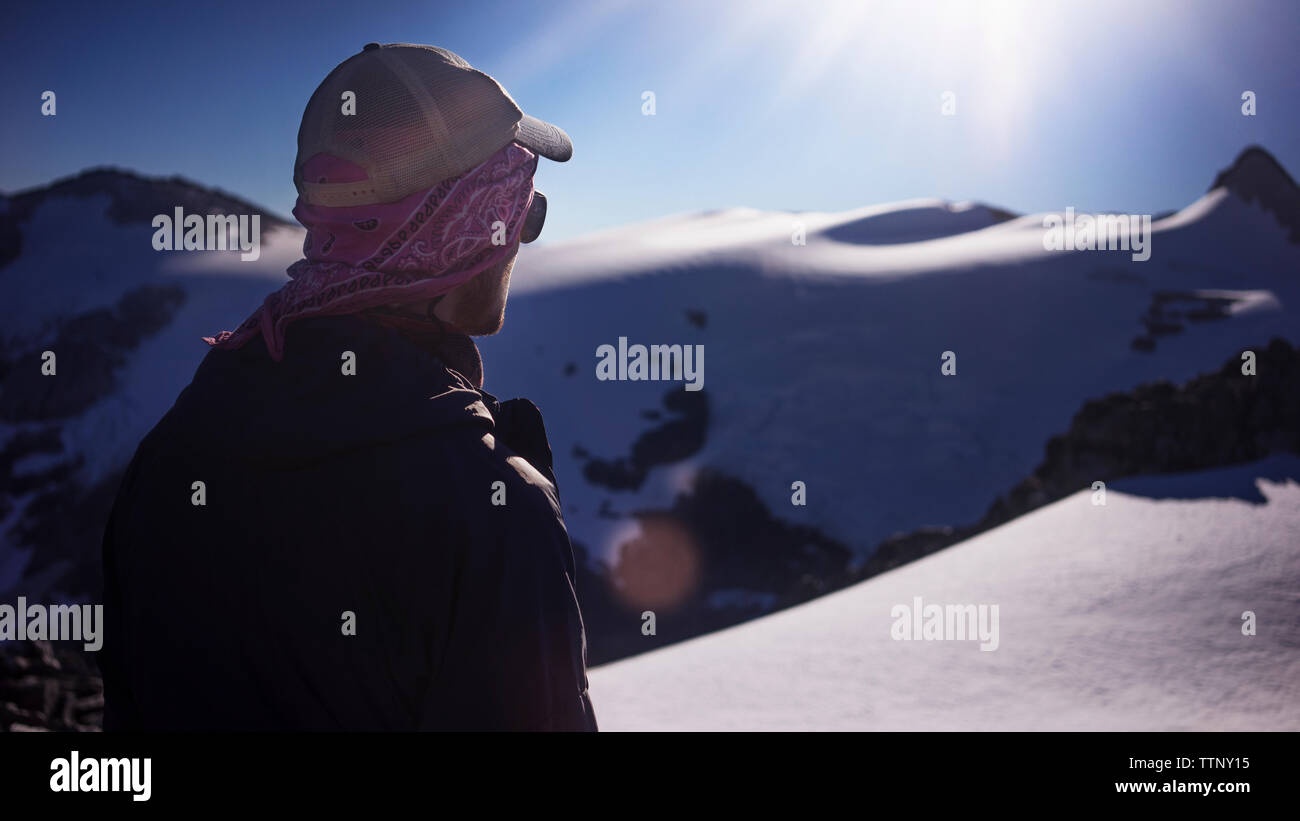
{"left": 589, "top": 454, "right": 1300, "bottom": 731}
{"left": 1, "top": 147, "right": 1297, "bottom": 670}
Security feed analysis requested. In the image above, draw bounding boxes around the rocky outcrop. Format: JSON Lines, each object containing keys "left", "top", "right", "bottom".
{"left": 0, "top": 283, "right": 188, "bottom": 599}
{"left": 982, "top": 337, "right": 1298, "bottom": 525}
{"left": 1209, "top": 145, "right": 1300, "bottom": 243}
{"left": 1130, "top": 289, "right": 1240, "bottom": 352}
{"left": 0, "top": 641, "right": 102, "bottom": 732}
{"left": 574, "top": 468, "right": 856, "bottom": 665}
{"left": 0, "top": 284, "right": 186, "bottom": 423}
{"left": 864, "top": 338, "right": 1300, "bottom": 576}
{"left": 577, "top": 387, "right": 709, "bottom": 491}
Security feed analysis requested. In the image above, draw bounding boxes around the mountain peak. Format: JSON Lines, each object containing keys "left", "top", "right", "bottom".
{"left": 2, "top": 166, "right": 292, "bottom": 232}
{"left": 0, "top": 167, "right": 293, "bottom": 270}
{"left": 1208, "top": 146, "right": 1300, "bottom": 243}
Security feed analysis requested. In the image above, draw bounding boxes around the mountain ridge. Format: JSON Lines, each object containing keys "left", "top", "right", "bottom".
{"left": 0, "top": 167, "right": 294, "bottom": 271}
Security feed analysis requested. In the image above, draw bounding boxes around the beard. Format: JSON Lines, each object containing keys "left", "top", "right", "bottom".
{"left": 437, "top": 253, "right": 515, "bottom": 335}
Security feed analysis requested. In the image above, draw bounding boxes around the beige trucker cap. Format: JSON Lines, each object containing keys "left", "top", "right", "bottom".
{"left": 294, "top": 42, "right": 573, "bottom": 207}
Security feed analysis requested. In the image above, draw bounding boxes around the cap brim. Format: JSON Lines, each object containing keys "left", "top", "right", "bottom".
{"left": 516, "top": 114, "right": 573, "bottom": 162}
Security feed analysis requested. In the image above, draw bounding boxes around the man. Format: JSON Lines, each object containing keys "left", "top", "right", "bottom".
{"left": 99, "top": 43, "right": 597, "bottom": 731}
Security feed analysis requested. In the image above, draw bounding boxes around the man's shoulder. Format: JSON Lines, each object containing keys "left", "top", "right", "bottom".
{"left": 411, "top": 423, "right": 566, "bottom": 525}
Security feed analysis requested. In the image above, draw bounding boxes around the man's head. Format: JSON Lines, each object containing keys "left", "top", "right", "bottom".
{"left": 207, "top": 44, "right": 571, "bottom": 361}
{"left": 295, "top": 44, "right": 567, "bottom": 331}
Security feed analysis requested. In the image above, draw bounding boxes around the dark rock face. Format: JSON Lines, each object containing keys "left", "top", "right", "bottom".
{"left": 1209, "top": 146, "right": 1300, "bottom": 244}
{"left": 648, "top": 470, "right": 853, "bottom": 602}
{"left": 983, "top": 337, "right": 1299, "bottom": 526}
{"left": 0, "top": 284, "right": 186, "bottom": 423}
{"left": 1131, "top": 290, "right": 1239, "bottom": 353}
{"left": 579, "top": 387, "right": 709, "bottom": 491}
{"left": 574, "top": 468, "right": 856, "bottom": 665}
{"left": 866, "top": 338, "right": 1300, "bottom": 576}
{"left": 858, "top": 524, "right": 975, "bottom": 578}
{"left": 0, "top": 428, "right": 66, "bottom": 492}
{"left": 0, "top": 641, "right": 102, "bottom": 732}
{"left": 567, "top": 382, "right": 856, "bottom": 664}
{"left": 0, "top": 283, "right": 187, "bottom": 602}
{"left": 9, "top": 468, "right": 126, "bottom": 601}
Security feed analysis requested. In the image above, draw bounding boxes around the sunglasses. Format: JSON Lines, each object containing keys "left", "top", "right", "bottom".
{"left": 521, "top": 190, "right": 547, "bottom": 243}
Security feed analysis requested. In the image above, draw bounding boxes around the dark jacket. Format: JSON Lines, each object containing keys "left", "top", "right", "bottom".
{"left": 99, "top": 314, "right": 596, "bottom": 731}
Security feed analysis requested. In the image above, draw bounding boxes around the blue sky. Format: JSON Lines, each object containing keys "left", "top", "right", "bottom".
{"left": 2, "top": 0, "right": 1298, "bottom": 242}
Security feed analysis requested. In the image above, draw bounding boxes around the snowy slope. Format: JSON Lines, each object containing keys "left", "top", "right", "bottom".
{"left": 2, "top": 150, "right": 1298, "bottom": 665}
{"left": 482, "top": 163, "right": 1300, "bottom": 572}
{"left": 588, "top": 456, "right": 1300, "bottom": 731}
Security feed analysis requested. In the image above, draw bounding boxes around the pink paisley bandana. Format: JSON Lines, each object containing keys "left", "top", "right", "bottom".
{"left": 204, "top": 141, "right": 537, "bottom": 361}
